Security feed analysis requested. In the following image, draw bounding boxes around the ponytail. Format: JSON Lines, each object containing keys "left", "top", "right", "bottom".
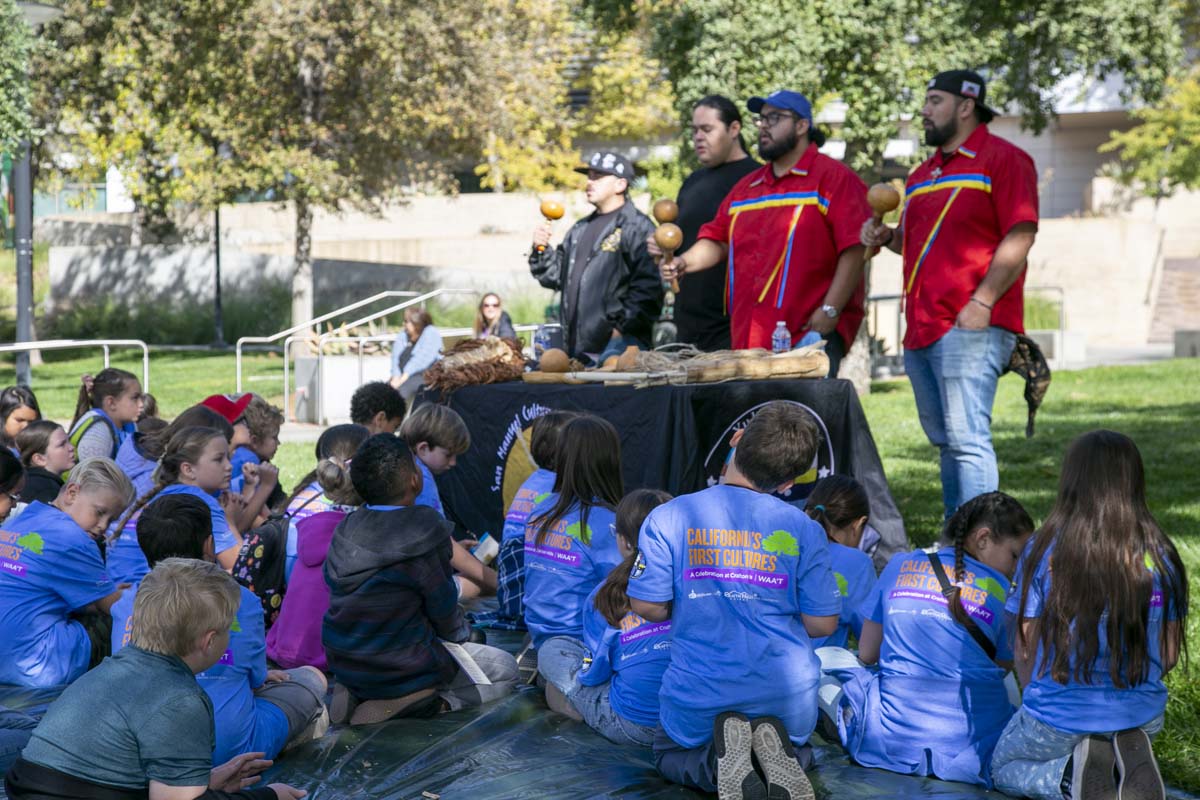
{"left": 943, "top": 491, "right": 1034, "bottom": 629}
{"left": 805, "top": 475, "right": 870, "bottom": 542}
{"left": 593, "top": 488, "right": 673, "bottom": 627}
{"left": 284, "top": 423, "right": 370, "bottom": 511}
{"left": 71, "top": 368, "right": 138, "bottom": 428}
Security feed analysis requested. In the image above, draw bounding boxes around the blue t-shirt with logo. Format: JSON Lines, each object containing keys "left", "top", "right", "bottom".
{"left": 413, "top": 458, "right": 444, "bottom": 516}
{"left": 502, "top": 469, "right": 557, "bottom": 543}
{"left": 1008, "top": 541, "right": 1175, "bottom": 733}
{"left": 0, "top": 501, "right": 117, "bottom": 687}
{"left": 523, "top": 497, "right": 621, "bottom": 648}
{"left": 107, "top": 484, "right": 238, "bottom": 584}
{"left": 627, "top": 485, "right": 841, "bottom": 748}
{"left": 113, "top": 582, "right": 289, "bottom": 763}
{"left": 579, "top": 584, "right": 671, "bottom": 728}
{"left": 812, "top": 541, "right": 875, "bottom": 649}
{"left": 228, "top": 446, "right": 261, "bottom": 495}
{"left": 836, "top": 546, "right": 1014, "bottom": 787}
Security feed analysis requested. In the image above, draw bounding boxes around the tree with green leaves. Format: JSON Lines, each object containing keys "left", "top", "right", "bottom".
{"left": 0, "top": 0, "right": 33, "bottom": 153}
{"left": 1101, "top": 65, "right": 1200, "bottom": 195}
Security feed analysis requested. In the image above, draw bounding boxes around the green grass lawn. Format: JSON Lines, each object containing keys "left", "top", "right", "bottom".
{"left": 2, "top": 351, "right": 1198, "bottom": 790}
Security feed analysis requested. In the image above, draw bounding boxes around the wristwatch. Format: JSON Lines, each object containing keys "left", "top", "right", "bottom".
{"left": 820, "top": 304, "right": 840, "bottom": 319}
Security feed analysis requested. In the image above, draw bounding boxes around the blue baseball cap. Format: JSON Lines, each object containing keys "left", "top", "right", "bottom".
{"left": 747, "top": 90, "right": 813, "bottom": 122}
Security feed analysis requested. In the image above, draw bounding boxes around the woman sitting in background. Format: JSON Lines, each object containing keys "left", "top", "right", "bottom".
{"left": 474, "top": 293, "right": 516, "bottom": 340}
{"left": 390, "top": 307, "right": 443, "bottom": 403}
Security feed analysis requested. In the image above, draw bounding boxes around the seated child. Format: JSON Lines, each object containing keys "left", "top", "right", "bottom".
{"left": 0, "top": 449, "right": 23, "bottom": 523}
{"left": 992, "top": 431, "right": 1188, "bottom": 800}
{"left": 68, "top": 368, "right": 144, "bottom": 461}
{"left": 828, "top": 492, "right": 1032, "bottom": 788}
{"left": 484, "top": 409, "right": 575, "bottom": 630}
{"left": 200, "top": 394, "right": 254, "bottom": 451}
{"left": 283, "top": 425, "right": 371, "bottom": 527}
{"left": 627, "top": 401, "right": 841, "bottom": 799}
{"left": 1, "top": 386, "right": 40, "bottom": 455}
{"left": 112, "top": 495, "right": 327, "bottom": 765}
{"left": 6, "top": 557, "right": 306, "bottom": 800}
{"left": 323, "top": 434, "right": 518, "bottom": 725}
{"left": 523, "top": 415, "right": 624, "bottom": 649}
{"left": 0, "top": 458, "right": 134, "bottom": 687}
{"left": 539, "top": 489, "right": 673, "bottom": 747}
{"left": 349, "top": 381, "right": 406, "bottom": 435}
{"left": 16, "top": 421, "right": 76, "bottom": 505}
{"left": 267, "top": 454, "right": 362, "bottom": 671}
{"left": 228, "top": 396, "right": 284, "bottom": 514}
{"left": 115, "top": 405, "right": 236, "bottom": 500}
{"left": 108, "top": 426, "right": 243, "bottom": 581}
{"left": 400, "top": 404, "right": 496, "bottom": 599}
{"left": 803, "top": 475, "right": 876, "bottom": 649}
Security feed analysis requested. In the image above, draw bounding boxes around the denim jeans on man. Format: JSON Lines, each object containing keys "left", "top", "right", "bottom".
{"left": 537, "top": 636, "right": 657, "bottom": 747}
{"left": 904, "top": 326, "right": 1015, "bottom": 518}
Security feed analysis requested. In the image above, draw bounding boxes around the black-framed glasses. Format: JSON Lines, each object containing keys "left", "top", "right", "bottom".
{"left": 754, "top": 112, "right": 798, "bottom": 128}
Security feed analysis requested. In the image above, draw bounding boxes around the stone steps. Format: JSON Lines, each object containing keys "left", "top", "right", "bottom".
{"left": 1149, "top": 258, "right": 1200, "bottom": 343}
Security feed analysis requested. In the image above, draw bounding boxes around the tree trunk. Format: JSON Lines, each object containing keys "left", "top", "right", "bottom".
{"left": 840, "top": 325, "right": 872, "bottom": 397}
{"left": 292, "top": 199, "right": 315, "bottom": 330}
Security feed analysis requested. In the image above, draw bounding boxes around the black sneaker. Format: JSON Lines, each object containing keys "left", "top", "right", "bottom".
{"left": 750, "top": 716, "right": 815, "bottom": 800}
{"left": 714, "top": 711, "right": 767, "bottom": 800}
{"left": 1114, "top": 728, "right": 1165, "bottom": 800}
{"left": 1071, "top": 735, "right": 1117, "bottom": 800}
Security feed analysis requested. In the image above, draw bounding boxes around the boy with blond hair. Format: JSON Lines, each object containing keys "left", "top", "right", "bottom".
{"left": 6, "top": 559, "right": 306, "bottom": 800}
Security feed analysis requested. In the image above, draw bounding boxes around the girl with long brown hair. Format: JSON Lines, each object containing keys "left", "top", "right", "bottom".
{"left": 992, "top": 430, "right": 1188, "bottom": 800}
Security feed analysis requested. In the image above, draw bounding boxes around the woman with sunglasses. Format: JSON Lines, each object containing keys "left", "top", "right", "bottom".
{"left": 474, "top": 293, "right": 517, "bottom": 340}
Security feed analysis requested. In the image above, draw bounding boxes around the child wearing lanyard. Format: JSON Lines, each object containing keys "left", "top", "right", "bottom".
{"left": 826, "top": 492, "right": 1033, "bottom": 788}
{"left": 67, "top": 369, "right": 143, "bottom": 462}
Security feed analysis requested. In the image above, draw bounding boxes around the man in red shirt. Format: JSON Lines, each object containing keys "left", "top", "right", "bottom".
{"left": 660, "top": 90, "right": 870, "bottom": 377}
{"left": 862, "top": 70, "right": 1038, "bottom": 518}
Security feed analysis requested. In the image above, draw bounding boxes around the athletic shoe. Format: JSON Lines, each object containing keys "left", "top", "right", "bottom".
{"left": 750, "top": 717, "right": 815, "bottom": 800}
{"left": 349, "top": 687, "right": 439, "bottom": 726}
{"left": 714, "top": 711, "right": 767, "bottom": 800}
{"left": 1071, "top": 735, "right": 1117, "bottom": 800}
{"left": 1114, "top": 728, "right": 1165, "bottom": 800}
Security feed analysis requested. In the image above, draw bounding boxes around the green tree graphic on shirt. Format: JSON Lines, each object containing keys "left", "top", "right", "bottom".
{"left": 834, "top": 572, "right": 849, "bottom": 597}
{"left": 762, "top": 530, "right": 799, "bottom": 557}
{"left": 534, "top": 493, "right": 552, "bottom": 505}
{"left": 974, "top": 576, "right": 1007, "bottom": 602}
{"left": 16, "top": 533, "right": 44, "bottom": 555}
{"left": 565, "top": 521, "right": 592, "bottom": 545}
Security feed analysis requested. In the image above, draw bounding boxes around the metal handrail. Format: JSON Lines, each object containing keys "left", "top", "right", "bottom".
{"left": 305, "top": 323, "right": 538, "bottom": 424}
{"left": 234, "top": 290, "right": 421, "bottom": 392}
{"left": 0, "top": 339, "right": 151, "bottom": 391}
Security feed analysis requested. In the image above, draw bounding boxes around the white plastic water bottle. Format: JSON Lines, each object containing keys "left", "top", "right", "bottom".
{"left": 771, "top": 321, "right": 791, "bottom": 353}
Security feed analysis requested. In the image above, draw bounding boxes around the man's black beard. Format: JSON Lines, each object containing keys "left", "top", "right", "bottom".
{"left": 924, "top": 117, "right": 958, "bottom": 148}
{"left": 758, "top": 128, "right": 799, "bottom": 161}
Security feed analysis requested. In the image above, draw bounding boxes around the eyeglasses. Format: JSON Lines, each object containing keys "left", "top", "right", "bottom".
{"left": 753, "top": 112, "right": 798, "bottom": 128}
{"left": 482, "top": 302, "right": 500, "bottom": 308}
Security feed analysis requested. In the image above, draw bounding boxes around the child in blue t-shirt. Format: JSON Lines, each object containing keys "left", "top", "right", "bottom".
{"left": 992, "top": 431, "right": 1189, "bottom": 800}
{"left": 538, "top": 488, "right": 673, "bottom": 747}
{"left": 108, "top": 426, "right": 243, "bottom": 581}
{"left": 826, "top": 492, "right": 1033, "bottom": 788}
{"left": 228, "top": 395, "right": 283, "bottom": 516}
{"left": 111, "top": 493, "right": 327, "bottom": 765}
{"left": 483, "top": 410, "right": 575, "bottom": 630}
{"left": 67, "top": 369, "right": 143, "bottom": 462}
{"left": 523, "top": 415, "right": 624, "bottom": 649}
{"left": 627, "top": 401, "right": 842, "bottom": 799}
{"left": 401, "top": 404, "right": 496, "bottom": 599}
{"left": 0, "top": 458, "right": 134, "bottom": 687}
{"left": 803, "top": 475, "right": 875, "bottom": 649}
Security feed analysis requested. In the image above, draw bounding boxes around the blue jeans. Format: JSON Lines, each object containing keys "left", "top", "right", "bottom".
{"left": 537, "top": 636, "right": 656, "bottom": 747}
{"left": 991, "top": 706, "right": 1164, "bottom": 800}
{"left": 904, "top": 326, "right": 1015, "bottom": 519}
{"left": 0, "top": 707, "right": 39, "bottom": 774}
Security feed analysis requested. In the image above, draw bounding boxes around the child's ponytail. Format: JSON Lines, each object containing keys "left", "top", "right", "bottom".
{"left": 71, "top": 368, "right": 139, "bottom": 428}
{"left": 943, "top": 491, "right": 1034, "bottom": 630}
{"left": 805, "top": 475, "right": 870, "bottom": 541}
{"left": 283, "top": 424, "right": 369, "bottom": 511}
{"left": 594, "top": 488, "right": 673, "bottom": 627}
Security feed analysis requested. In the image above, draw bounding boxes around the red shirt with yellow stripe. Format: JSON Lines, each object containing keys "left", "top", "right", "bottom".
{"left": 900, "top": 124, "right": 1039, "bottom": 350}
{"left": 698, "top": 143, "right": 870, "bottom": 351}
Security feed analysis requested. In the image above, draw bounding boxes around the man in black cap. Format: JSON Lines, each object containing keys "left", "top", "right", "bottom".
{"left": 530, "top": 151, "right": 662, "bottom": 362}
{"left": 861, "top": 70, "right": 1039, "bottom": 521}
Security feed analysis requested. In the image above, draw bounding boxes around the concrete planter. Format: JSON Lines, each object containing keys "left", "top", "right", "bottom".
{"left": 294, "top": 354, "right": 392, "bottom": 425}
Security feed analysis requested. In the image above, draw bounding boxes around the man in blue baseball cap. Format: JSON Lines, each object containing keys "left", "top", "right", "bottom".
{"left": 659, "top": 90, "right": 870, "bottom": 376}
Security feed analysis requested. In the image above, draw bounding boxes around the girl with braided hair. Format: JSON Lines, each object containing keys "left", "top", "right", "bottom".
{"left": 821, "top": 491, "right": 1033, "bottom": 788}
{"left": 106, "top": 426, "right": 243, "bottom": 583}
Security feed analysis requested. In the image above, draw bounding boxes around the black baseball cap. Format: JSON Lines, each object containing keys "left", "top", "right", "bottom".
{"left": 927, "top": 70, "right": 996, "bottom": 123}
{"left": 574, "top": 151, "right": 635, "bottom": 179}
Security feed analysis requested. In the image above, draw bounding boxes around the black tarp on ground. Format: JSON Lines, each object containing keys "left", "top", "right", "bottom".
{"left": 424, "top": 378, "right": 908, "bottom": 568}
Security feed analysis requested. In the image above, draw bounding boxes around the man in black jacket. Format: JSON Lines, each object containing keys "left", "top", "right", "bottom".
{"left": 530, "top": 151, "right": 663, "bottom": 362}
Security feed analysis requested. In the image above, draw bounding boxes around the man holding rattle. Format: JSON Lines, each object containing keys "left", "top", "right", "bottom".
{"left": 861, "top": 69, "right": 1038, "bottom": 519}
{"left": 659, "top": 90, "right": 870, "bottom": 376}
